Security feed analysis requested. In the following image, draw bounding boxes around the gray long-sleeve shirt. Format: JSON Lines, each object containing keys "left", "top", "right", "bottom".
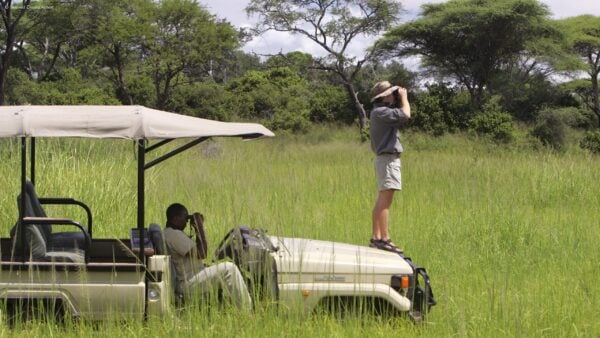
{"left": 369, "top": 103, "right": 409, "bottom": 155}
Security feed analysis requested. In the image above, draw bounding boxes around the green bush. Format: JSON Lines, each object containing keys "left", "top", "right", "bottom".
{"left": 468, "top": 97, "right": 514, "bottom": 143}
{"left": 412, "top": 93, "right": 451, "bottom": 136}
{"left": 268, "top": 109, "right": 311, "bottom": 133}
{"left": 4, "top": 69, "right": 37, "bottom": 104}
{"left": 540, "top": 107, "right": 597, "bottom": 130}
{"left": 412, "top": 83, "right": 475, "bottom": 135}
{"left": 227, "top": 67, "right": 312, "bottom": 132}
{"left": 169, "top": 81, "right": 234, "bottom": 121}
{"left": 309, "top": 85, "right": 354, "bottom": 124}
{"left": 580, "top": 130, "right": 600, "bottom": 154}
{"left": 531, "top": 110, "right": 567, "bottom": 151}
{"left": 6, "top": 68, "right": 119, "bottom": 105}
{"left": 127, "top": 74, "right": 155, "bottom": 106}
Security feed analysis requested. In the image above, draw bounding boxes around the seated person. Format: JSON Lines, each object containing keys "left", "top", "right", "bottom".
{"left": 163, "top": 203, "right": 252, "bottom": 310}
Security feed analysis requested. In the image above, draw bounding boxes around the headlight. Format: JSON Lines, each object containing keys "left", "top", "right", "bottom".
{"left": 148, "top": 288, "right": 160, "bottom": 301}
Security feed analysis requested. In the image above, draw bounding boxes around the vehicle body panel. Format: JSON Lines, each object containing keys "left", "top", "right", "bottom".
{"left": 269, "top": 236, "right": 415, "bottom": 313}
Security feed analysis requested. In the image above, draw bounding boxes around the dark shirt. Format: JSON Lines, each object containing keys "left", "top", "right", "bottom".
{"left": 369, "top": 103, "right": 409, "bottom": 155}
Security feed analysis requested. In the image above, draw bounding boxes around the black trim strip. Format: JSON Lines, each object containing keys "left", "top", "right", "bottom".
{"left": 0, "top": 262, "right": 145, "bottom": 272}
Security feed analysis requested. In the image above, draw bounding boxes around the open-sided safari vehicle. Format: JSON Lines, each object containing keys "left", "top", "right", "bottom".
{"left": 0, "top": 105, "right": 434, "bottom": 322}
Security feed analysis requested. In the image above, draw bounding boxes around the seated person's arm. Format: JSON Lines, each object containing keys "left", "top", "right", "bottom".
{"left": 167, "top": 229, "right": 196, "bottom": 257}
{"left": 191, "top": 213, "right": 208, "bottom": 259}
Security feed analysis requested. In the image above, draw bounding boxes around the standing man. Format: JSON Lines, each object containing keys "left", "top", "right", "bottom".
{"left": 163, "top": 203, "right": 252, "bottom": 310}
{"left": 369, "top": 81, "right": 411, "bottom": 253}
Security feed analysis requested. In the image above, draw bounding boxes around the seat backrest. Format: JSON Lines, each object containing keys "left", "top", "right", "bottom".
{"left": 17, "top": 181, "right": 51, "bottom": 241}
{"left": 148, "top": 223, "right": 166, "bottom": 255}
{"left": 148, "top": 224, "right": 184, "bottom": 302}
{"left": 25, "top": 224, "right": 47, "bottom": 260}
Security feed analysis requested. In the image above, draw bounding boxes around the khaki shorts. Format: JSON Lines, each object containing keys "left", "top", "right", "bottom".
{"left": 374, "top": 154, "right": 402, "bottom": 191}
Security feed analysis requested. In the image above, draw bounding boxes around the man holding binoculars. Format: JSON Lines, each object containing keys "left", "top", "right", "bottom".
{"left": 163, "top": 203, "right": 252, "bottom": 310}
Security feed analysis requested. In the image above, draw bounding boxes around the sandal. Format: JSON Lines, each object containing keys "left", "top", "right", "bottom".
{"left": 381, "top": 239, "right": 403, "bottom": 253}
{"left": 369, "top": 238, "right": 403, "bottom": 253}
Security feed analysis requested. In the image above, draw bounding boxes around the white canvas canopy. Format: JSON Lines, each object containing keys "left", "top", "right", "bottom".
{"left": 0, "top": 105, "right": 274, "bottom": 139}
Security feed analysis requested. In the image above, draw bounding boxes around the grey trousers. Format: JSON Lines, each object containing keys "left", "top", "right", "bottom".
{"left": 186, "top": 261, "right": 252, "bottom": 310}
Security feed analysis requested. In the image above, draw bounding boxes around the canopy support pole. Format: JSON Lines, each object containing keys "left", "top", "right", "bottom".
{"left": 19, "top": 138, "right": 26, "bottom": 262}
{"left": 31, "top": 137, "right": 36, "bottom": 186}
{"left": 137, "top": 139, "right": 148, "bottom": 320}
{"left": 144, "top": 137, "right": 209, "bottom": 170}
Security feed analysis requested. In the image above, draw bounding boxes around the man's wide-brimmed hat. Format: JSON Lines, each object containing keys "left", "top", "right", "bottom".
{"left": 370, "top": 81, "right": 398, "bottom": 102}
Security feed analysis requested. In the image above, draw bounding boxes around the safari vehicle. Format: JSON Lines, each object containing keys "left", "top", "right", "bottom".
{"left": 0, "top": 105, "right": 273, "bottom": 321}
{"left": 0, "top": 105, "right": 434, "bottom": 322}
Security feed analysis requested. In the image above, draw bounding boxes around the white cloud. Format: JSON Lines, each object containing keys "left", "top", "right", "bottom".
{"left": 201, "top": 0, "right": 600, "bottom": 59}
{"left": 541, "top": 0, "right": 600, "bottom": 18}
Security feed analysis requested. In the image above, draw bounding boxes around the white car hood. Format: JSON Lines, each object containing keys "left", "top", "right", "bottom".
{"left": 269, "top": 236, "right": 414, "bottom": 276}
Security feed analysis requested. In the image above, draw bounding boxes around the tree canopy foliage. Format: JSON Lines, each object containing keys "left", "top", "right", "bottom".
{"left": 556, "top": 15, "right": 600, "bottom": 126}
{"left": 246, "top": 0, "right": 402, "bottom": 133}
{"left": 378, "top": 0, "right": 557, "bottom": 107}
{"left": 0, "top": 0, "right": 597, "bottom": 151}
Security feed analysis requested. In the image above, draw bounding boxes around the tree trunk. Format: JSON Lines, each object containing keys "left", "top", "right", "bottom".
{"left": 343, "top": 82, "right": 367, "bottom": 139}
{"left": 0, "top": 60, "right": 8, "bottom": 105}
{"left": 113, "top": 46, "right": 133, "bottom": 105}
{"left": 0, "top": 32, "right": 15, "bottom": 105}
{"left": 591, "top": 71, "right": 599, "bottom": 128}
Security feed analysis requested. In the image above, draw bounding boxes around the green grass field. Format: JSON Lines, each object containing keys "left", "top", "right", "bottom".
{"left": 0, "top": 128, "right": 598, "bottom": 337}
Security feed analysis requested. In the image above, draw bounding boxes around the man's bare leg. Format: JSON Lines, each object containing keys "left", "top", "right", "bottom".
{"left": 372, "top": 189, "right": 395, "bottom": 240}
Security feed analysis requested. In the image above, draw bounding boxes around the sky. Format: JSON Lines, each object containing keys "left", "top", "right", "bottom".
{"left": 200, "top": 0, "right": 600, "bottom": 58}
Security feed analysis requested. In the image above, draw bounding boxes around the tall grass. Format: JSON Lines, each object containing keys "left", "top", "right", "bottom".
{"left": 0, "top": 128, "right": 598, "bottom": 337}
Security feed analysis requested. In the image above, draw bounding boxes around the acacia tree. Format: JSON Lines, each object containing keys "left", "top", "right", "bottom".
{"left": 0, "top": 0, "right": 32, "bottom": 104}
{"left": 246, "top": 0, "right": 402, "bottom": 134}
{"left": 556, "top": 15, "right": 600, "bottom": 127}
{"left": 377, "top": 0, "right": 555, "bottom": 108}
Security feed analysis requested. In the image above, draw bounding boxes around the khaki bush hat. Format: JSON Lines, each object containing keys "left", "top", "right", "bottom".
{"left": 370, "top": 81, "right": 399, "bottom": 102}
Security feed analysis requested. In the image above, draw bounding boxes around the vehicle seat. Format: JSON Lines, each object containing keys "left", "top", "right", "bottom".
{"left": 148, "top": 224, "right": 166, "bottom": 255}
{"left": 13, "top": 220, "right": 84, "bottom": 263}
{"left": 147, "top": 223, "right": 184, "bottom": 304}
{"left": 15, "top": 181, "right": 88, "bottom": 251}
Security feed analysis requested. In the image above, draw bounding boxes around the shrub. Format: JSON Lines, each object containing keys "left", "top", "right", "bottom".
{"left": 227, "top": 67, "right": 312, "bottom": 132}
{"left": 540, "top": 107, "right": 597, "bottom": 130}
{"left": 412, "top": 93, "right": 451, "bottom": 136}
{"left": 127, "top": 74, "right": 154, "bottom": 106}
{"left": 531, "top": 110, "right": 567, "bottom": 151}
{"left": 268, "top": 109, "right": 311, "bottom": 133}
{"left": 468, "top": 97, "right": 514, "bottom": 143}
{"left": 411, "top": 83, "right": 475, "bottom": 135}
{"left": 309, "top": 85, "right": 354, "bottom": 124}
{"left": 580, "top": 130, "right": 600, "bottom": 154}
{"left": 169, "top": 82, "right": 234, "bottom": 121}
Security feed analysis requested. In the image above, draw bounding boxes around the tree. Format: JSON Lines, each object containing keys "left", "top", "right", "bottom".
{"left": 378, "top": 0, "right": 555, "bottom": 108}
{"left": 141, "top": 0, "right": 238, "bottom": 109}
{"left": 556, "top": 15, "right": 600, "bottom": 127}
{"left": 0, "top": 0, "right": 32, "bottom": 104}
{"left": 246, "top": 0, "right": 402, "bottom": 135}
{"left": 15, "top": 0, "right": 78, "bottom": 82}
{"left": 76, "top": 0, "right": 154, "bottom": 105}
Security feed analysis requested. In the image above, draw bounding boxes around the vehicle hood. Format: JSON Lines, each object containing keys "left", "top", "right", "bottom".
{"left": 268, "top": 236, "right": 413, "bottom": 276}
